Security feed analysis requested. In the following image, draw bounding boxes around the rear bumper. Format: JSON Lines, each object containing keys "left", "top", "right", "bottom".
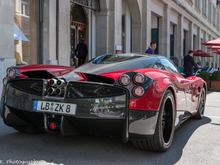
{"left": 129, "top": 110, "right": 158, "bottom": 136}
{"left": 5, "top": 83, "right": 127, "bottom": 119}
{"left": 2, "top": 82, "right": 159, "bottom": 139}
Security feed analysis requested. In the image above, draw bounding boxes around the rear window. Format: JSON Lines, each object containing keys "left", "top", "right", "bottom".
{"left": 92, "top": 54, "right": 143, "bottom": 64}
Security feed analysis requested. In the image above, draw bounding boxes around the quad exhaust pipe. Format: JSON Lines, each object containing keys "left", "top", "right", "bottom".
{"left": 55, "top": 88, "right": 65, "bottom": 96}
{"left": 48, "top": 79, "right": 57, "bottom": 87}
{"left": 47, "top": 78, "right": 66, "bottom": 96}
{"left": 47, "top": 87, "right": 65, "bottom": 96}
{"left": 48, "top": 78, "right": 66, "bottom": 87}
{"left": 57, "top": 79, "right": 65, "bottom": 87}
{"left": 47, "top": 87, "right": 57, "bottom": 96}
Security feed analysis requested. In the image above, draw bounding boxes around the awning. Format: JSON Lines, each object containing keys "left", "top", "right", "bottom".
{"left": 208, "top": 45, "right": 220, "bottom": 50}
{"left": 71, "top": 0, "right": 100, "bottom": 11}
{"left": 193, "top": 50, "right": 213, "bottom": 57}
{"left": 14, "top": 23, "right": 29, "bottom": 42}
{"left": 212, "top": 49, "right": 220, "bottom": 54}
{"left": 203, "top": 37, "right": 220, "bottom": 46}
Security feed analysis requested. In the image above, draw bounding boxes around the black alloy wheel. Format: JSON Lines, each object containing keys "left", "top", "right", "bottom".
{"left": 131, "top": 90, "right": 176, "bottom": 152}
{"left": 193, "top": 88, "right": 206, "bottom": 119}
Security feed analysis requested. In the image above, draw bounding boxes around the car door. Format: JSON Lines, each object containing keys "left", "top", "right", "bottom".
{"left": 159, "top": 59, "right": 188, "bottom": 125}
{"left": 184, "top": 77, "right": 200, "bottom": 113}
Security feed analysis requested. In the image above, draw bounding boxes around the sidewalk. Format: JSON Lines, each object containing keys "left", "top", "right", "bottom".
{"left": 205, "top": 92, "right": 220, "bottom": 117}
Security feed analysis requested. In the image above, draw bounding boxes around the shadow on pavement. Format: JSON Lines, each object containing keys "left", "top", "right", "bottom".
{"left": 210, "top": 123, "right": 220, "bottom": 126}
{"left": 0, "top": 117, "right": 211, "bottom": 165}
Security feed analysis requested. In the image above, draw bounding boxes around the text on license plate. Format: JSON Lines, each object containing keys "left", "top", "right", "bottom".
{"left": 33, "top": 100, "right": 76, "bottom": 115}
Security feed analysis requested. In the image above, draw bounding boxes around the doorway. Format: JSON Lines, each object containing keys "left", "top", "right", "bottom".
{"left": 151, "top": 14, "right": 160, "bottom": 54}
{"left": 14, "top": 0, "right": 41, "bottom": 65}
{"left": 70, "top": 4, "right": 87, "bottom": 66}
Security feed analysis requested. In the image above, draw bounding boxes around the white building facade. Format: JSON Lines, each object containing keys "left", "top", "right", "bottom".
{"left": 0, "top": 0, "right": 220, "bottom": 93}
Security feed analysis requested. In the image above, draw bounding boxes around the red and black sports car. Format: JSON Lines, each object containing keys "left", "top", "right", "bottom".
{"left": 0, "top": 54, "right": 206, "bottom": 152}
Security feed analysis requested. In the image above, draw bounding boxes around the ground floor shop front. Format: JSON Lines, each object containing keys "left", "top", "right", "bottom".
{"left": 1, "top": 0, "right": 220, "bottom": 94}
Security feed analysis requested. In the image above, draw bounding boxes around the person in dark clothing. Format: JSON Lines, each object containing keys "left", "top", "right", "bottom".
{"left": 183, "top": 50, "right": 198, "bottom": 77}
{"left": 145, "top": 41, "right": 157, "bottom": 54}
{"left": 75, "top": 40, "right": 88, "bottom": 67}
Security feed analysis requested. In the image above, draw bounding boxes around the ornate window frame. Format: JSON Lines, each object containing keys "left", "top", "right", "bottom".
{"left": 71, "top": 0, "right": 100, "bottom": 11}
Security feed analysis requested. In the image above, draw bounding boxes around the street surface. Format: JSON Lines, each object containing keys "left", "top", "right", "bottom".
{"left": 0, "top": 92, "right": 220, "bottom": 165}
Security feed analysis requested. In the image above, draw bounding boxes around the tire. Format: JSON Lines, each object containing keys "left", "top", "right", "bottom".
{"left": 13, "top": 126, "right": 44, "bottom": 134}
{"left": 193, "top": 88, "right": 206, "bottom": 119}
{"left": 131, "top": 90, "right": 176, "bottom": 152}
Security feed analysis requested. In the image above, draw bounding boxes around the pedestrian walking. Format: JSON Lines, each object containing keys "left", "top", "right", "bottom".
{"left": 183, "top": 50, "right": 198, "bottom": 77}
{"left": 75, "top": 40, "right": 88, "bottom": 67}
{"left": 145, "top": 41, "right": 157, "bottom": 54}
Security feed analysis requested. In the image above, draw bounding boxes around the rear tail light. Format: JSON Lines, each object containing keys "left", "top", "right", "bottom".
{"left": 117, "top": 72, "right": 153, "bottom": 98}
{"left": 50, "top": 122, "right": 56, "bottom": 130}
{"left": 119, "top": 74, "right": 131, "bottom": 86}
{"left": 6, "top": 67, "right": 18, "bottom": 79}
{"left": 132, "top": 86, "right": 145, "bottom": 97}
{"left": 133, "top": 73, "right": 145, "bottom": 84}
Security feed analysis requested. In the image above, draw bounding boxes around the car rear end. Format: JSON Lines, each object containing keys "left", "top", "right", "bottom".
{"left": 1, "top": 70, "right": 130, "bottom": 138}
{"left": 1, "top": 63, "right": 159, "bottom": 142}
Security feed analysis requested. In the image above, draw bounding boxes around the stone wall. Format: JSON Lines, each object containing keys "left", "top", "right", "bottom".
{"left": 0, "top": 0, "right": 16, "bottom": 94}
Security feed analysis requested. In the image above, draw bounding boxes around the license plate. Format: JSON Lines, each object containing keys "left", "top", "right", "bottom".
{"left": 33, "top": 100, "right": 76, "bottom": 115}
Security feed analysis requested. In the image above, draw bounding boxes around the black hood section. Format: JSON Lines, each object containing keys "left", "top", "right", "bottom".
{"left": 75, "top": 56, "right": 150, "bottom": 75}
{"left": 75, "top": 63, "right": 122, "bottom": 75}
{"left": 83, "top": 73, "right": 115, "bottom": 84}
{"left": 22, "top": 70, "right": 55, "bottom": 79}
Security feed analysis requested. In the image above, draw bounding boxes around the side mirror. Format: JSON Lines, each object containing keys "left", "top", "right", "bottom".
{"left": 180, "top": 72, "right": 186, "bottom": 77}
{"left": 194, "top": 69, "right": 202, "bottom": 76}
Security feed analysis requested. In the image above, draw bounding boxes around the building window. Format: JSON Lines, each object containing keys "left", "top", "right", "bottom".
{"left": 122, "top": 0, "right": 131, "bottom": 53}
{"left": 202, "top": 0, "right": 207, "bottom": 16}
{"left": 70, "top": 4, "right": 88, "bottom": 66}
{"left": 21, "top": 0, "right": 30, "bottom": 17}
{"left": 208, "top": 2, "right": 212, "bottom": 22}
{"left": 193, "top": 34, "right": 198, "bottom": 50}
{"left": 183, "top": 30, "right": 188, "bottom": 56}
{"left": 201, "top": 38, "right": 204, "bottom": 50}
{"left": 151, "top": 14, "right": 160, "bottom": 54}
{"left": 201, "top": 37, "right": 205, "bottom": 65}
{"left": 170, "top": 23, "right": 176, "bottom": 58}
{"left": 218, "top": 12, "right": 220, "bottom": 30}
{"left": 14, "top": 0, "right": 40, "bottom": 65}
{"left": 213, "top": 6, "right": 216, "bottom": 26}
{"left": 186, "top": 0, "right": 193, "bottom": 5}
{"left": 202, "top": 32, "right": 206, "bottom": 51}
{"left": 195, "top": 0, "right": 200, "bottom": 11}
{"left": 71, "top": 0, "right": 100, "bottom": 11}
{"left": 170, "top": 23, "right": 178, "bottom": 66}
